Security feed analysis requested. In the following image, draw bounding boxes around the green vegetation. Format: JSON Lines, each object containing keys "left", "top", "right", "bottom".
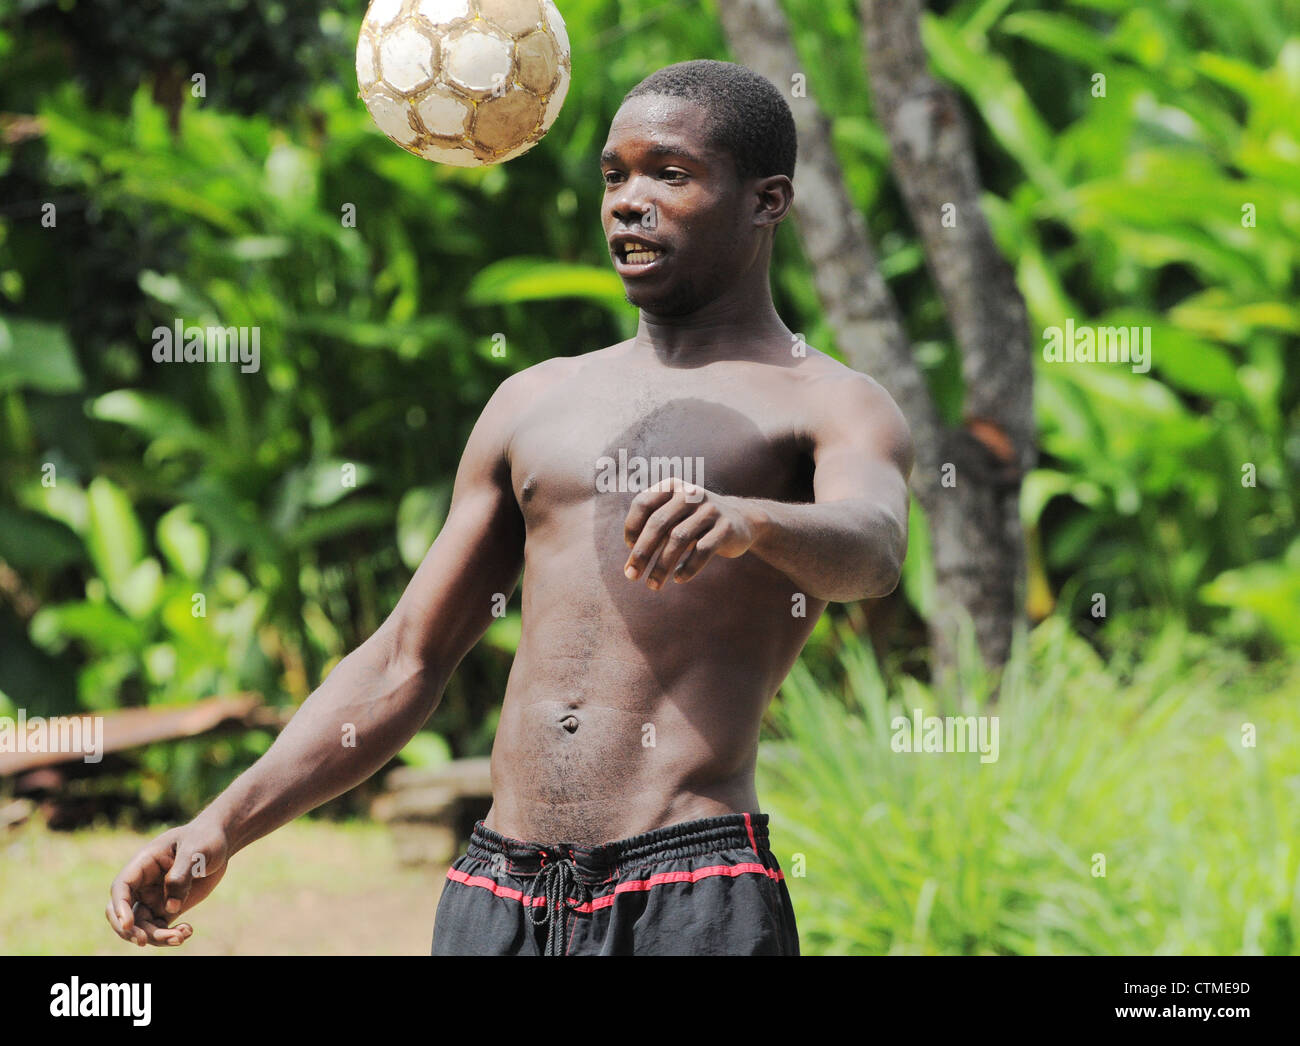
{"left": 760, "top": 616, "right": 1300, "bottom": 955}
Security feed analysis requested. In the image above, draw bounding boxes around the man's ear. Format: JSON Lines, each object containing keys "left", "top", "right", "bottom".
{"left": 754, "top": 172, "right": 790, "bottom": 228}
{"left": 753, "top": 174, "right": 794, "bottom": 228}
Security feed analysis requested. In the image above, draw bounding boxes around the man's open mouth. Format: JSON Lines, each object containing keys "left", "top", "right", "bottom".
{"left": 613, "top": 239, "right": 667, "bottom": 273}
{"left": 619, "top": 240, "right": 663, "bottom": 264}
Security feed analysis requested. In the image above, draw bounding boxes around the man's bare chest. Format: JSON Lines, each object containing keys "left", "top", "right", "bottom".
{"left": 508, "top": 370, "right": 815, "bottom": 516}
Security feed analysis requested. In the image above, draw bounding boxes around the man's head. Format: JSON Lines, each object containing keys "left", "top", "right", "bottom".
{"left": 601, "top": 60, "right": 796, "bottom": 318}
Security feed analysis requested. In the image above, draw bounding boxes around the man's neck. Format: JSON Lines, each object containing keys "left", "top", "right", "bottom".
{"left": 634, "top": 294, "right": 789, "bottom": 367}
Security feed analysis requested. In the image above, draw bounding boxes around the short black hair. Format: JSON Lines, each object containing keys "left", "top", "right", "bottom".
{"left": 622, "top": 60, "right": 797, "bottom": 182}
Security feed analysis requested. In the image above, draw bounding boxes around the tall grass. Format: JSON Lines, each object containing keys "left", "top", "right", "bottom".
{"left": 757, "top": 617, "right": 1300, "bottom": 955}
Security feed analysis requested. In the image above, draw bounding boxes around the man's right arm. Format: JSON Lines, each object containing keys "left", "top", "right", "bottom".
{"left": 106, "top": 369, "right": 530, "bottom": 945}
{"left": 199, "top": 368, "right": 529, "bottom": 855}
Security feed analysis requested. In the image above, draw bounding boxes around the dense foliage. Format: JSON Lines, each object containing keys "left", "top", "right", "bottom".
{"left": 760, "top": 615, "right": 1300, "bottom": 955}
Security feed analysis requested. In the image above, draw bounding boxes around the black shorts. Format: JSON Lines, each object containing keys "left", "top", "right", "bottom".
{"left": 431, "top": 812, "right": 800, "bottom": 955}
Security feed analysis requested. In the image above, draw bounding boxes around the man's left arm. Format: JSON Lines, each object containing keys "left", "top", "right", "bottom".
{"left": 622, "top": 373, "right": 915, "bottom": 602}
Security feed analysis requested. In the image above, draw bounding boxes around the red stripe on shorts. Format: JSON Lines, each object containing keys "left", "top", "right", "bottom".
{"left": 446, "top": 861, "right": 784, "bottom": 914}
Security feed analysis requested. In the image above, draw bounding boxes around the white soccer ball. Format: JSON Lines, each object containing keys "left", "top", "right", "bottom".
{"left": 356, "top": 0, "right": 571, "bottom": 167}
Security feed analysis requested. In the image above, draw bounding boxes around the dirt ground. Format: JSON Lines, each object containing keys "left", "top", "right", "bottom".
{"left": 1, "top": 816, "right": 448, "bottom": 956}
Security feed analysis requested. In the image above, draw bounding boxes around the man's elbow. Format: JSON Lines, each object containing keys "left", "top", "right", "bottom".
{"left": 857, "top": 554, "right": 903, "bottom": 601}
{"left": 812, "top": 554, "right": 901, "bottom": 604}
{"left": 361, "top": 620, "right": 446, "bottom": 713}
{"left": 855, "top": 517, "right": 908, "bottom": 601}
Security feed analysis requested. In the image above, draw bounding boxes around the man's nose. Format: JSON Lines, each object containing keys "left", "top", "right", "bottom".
{"left": 609, "top": 179, "right": 656, "bottom": 224}
{"left": 611, "top": 205, "right": 658, "bottom": 235}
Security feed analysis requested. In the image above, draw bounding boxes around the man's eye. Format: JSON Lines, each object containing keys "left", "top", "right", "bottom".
{"left": 662, "top": 170, "right": 686, "bottom": 181}
{"left": 602, "top": 171, "right": 623, "bottom": 185}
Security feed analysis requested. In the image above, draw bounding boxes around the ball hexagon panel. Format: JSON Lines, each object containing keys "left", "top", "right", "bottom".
{"left": 541, "top": 63, "right": 570, "bottom": 131}
{"left": 418, "top": 141, "right": 484, "bottom": 166}
{"left": 378, "top": 21, "right": 440, "bottom": 95}
{"left": 542, "top": 0, "right": 569, "bottom": 53}
{"left": 415, "top": 0, "right": 472, "bottom": 24}
{"left": 442, "top": 25, "right": 516, "bottom": 98}
{"left": 478, "top": 0, "right": 544, "bottom": 37}
{"left": 514, "top": 29, "right": 559, "bottom": 95}
{"left": 414, "top": 85, "right": 475, "bottom": 139}
{"left": 367, "top": 0, "right": 405, "bottom": 29}
{"left": 356, "top": 32, "right": 379, "bottom": 90}
{"left": 473, "top": 90, "right": 544, "bottom": 153}
{"left": 366, "top": 88, "right": 421, "bottom": 147}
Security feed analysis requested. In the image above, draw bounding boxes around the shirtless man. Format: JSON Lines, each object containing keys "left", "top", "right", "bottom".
{"left": 105, "top": 59, "right": 913, "bottom": 956}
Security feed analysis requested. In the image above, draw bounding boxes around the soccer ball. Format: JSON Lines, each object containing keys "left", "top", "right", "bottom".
{"left": 356, "top": 0, "right": 571, "bottom": 167}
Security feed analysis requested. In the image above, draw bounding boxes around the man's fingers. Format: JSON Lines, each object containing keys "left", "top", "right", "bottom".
{"left": 110, "top": 867, "right": 148, "bottom": 936}
{"left": 134, "top": 903, "right": 190, "bottom": 947}
{"left": 105, "top": 901, "right": 131, "bottom": 943}
{"left": 106, "top": 900, "right": 146, "bottom": 945}
{"left": 645, "top": 515, "right": 712, "bottom": 588}
{"left": 112, "top": 839, "right": 173, "bottom": 917}
{"left": 108, "top": 828, "right": 218, "bottom": 948}
{"left": 674, "top": 530, "right": 722, "bottom": 583}
{"left": 624, "top": 495, "right": 699, "bottom": 582}
{"left": 163, "top": 844, "right": 197, "bottom": 913}
{"left": 623, "top": 485, "right": 678, "bottom": 550}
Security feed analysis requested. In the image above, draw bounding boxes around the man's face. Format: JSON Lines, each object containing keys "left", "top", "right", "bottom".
{"left": 600, "top": 95, "right": 752, "bottom": 317}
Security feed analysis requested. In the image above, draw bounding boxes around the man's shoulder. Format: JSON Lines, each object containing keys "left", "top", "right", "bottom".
{"left": 491, "top": 340, "right": 631, "bottom": 399}
{"left": 791, "top": 348, "right": 913, "bottom": 471}
{"left": 788, "top": 347, "right": 910, "bottom": 442}
{"left": 788, "top": 346, "right": 892, "bottom": 401}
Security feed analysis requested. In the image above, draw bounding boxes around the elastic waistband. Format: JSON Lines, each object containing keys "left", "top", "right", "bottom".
{"left": 466, "top": 812, "right": 771, "bottom": 880}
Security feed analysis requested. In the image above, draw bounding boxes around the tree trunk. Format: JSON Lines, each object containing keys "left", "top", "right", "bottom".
{"left": 717, "top": 0, "right": 1035, "bottom": 686}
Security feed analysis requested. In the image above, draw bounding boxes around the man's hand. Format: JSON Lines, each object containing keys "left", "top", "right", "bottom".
{"left": 623, "top": 477, "right": 762, "bottom": 590}
{"left": 105, "top": 819, "right": 230, "bottom": 947}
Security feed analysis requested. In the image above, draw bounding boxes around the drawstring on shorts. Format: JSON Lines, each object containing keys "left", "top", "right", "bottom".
{"left": 524, "top": 852, "right": 590, "bottom": 956}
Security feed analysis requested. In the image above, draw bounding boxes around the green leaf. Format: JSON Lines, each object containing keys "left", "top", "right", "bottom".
{"left": 304, "top": 461, "right": 374, "bottom": 508}
{"left": 0, "top": 317, "right": 84, "bottom": 394}
{"left": 1000, "top": 12, "right": 1115, "bottom": 69}
{"left": 0, "top": 505, "right": 83, "bottom": 570}
{"left": 899, "top": 494, "right": 934, "bottom": 621}
{"left": 156, "top": 506, "right": 210, "bottom": 579}
{"left": 1099, "top": 309, "right": 1244, "bottom": 401}
{"left": 396, "top": 485, "right": 450, "bottom": 570}
{"left": 282, "top": 313, "right": 461, "bottom": 354}
{"left": 76, "top": 653, "right": 137, "bottom": 711}
{"left": 467, "top": 256, "right": 629, "bottom": 308}
{"left": 285, "top": 499, "right": 394, "bottom": 548}
{"left": 1020, "top": 469, "right": 1103, "bottom": 530}
{"left": 396, "top": 731, "right": 453, "bottom": 769}
{"left": 482, "top": 611, "right": 521, "bottom": 654}
{"left": 30, "top": 601, "right": 147, "bottom": 654}
{"left": 90, "top": 390, "right": 209, "bottom": 451}
{"left": 1200, "top": 542, "right": 1300, "bottom": 647}
{"left": 180, "top": 477, "right": 279, "bottom": 559}
{"left": 116, "top": 557, "right": 164, "bottom": 619}
{"left": 224, "top": 236, "right": 293, "bottom": 261}
{"left": 137, "top": 270, "right": 214, "bottom": 317}
{"left": 85, "top": 477, "right": 146, "bottom": 601}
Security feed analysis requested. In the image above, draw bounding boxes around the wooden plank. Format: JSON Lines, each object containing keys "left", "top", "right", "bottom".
{"left": 370, "top": 786, "right": 459, "bottom": 823}
{"left": 392, "top": 822, "right": 460, "bottom": 866}
{"left": 384, "top": 757, "right": 492, "bottom": 797}
{"left": 0, "top": 694, "right": 264, "bottom": 777}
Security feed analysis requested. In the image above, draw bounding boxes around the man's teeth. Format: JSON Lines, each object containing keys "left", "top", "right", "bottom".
{"left": 623, "top": 243, "right": 662, "bottom": 264}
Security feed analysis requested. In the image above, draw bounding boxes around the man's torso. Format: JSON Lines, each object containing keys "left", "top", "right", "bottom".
{"left": 486, "top": 338, "right": 848, "bottom": 844}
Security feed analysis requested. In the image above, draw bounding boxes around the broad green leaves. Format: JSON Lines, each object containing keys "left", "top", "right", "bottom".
{"left": 0, "top": 318, "right": 83, "bottom": 394}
